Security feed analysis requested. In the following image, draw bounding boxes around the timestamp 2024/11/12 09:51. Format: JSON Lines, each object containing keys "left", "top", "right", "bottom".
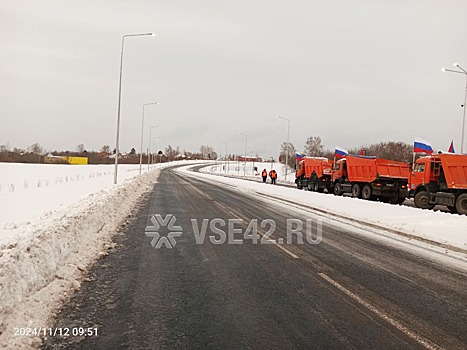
{"left": 14, "top": 327, "right": 98, "bottom": 338}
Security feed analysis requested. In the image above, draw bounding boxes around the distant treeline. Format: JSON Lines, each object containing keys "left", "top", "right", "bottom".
{"left": 278, "top": 137, "right": 413, "bottom": 168}
{"left": 0, "top": 143, "right": 221, "bottom": 164}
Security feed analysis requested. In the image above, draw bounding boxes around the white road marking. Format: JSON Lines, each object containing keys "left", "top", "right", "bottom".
{"left": 257, "top": 233, "right": 298, "bottom": 259}
{"left": 318, "top": 273, "right": 444, "bottom": 350}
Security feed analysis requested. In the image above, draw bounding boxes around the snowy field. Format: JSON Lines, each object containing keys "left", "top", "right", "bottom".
{"left": 0, "top": 162, "right": 179, "bottom": 241}
{"left": 0, "top": 160, "right": 202, "bottom": 349}
{"left": 180, "top": 163, "right": 467, "bottom": 253}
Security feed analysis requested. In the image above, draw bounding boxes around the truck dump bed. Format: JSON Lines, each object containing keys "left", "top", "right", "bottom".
{"left": 297, "top": 157, "right": 333, "bottom": 178}
{"left": 345, "top": 156, "right": 410, "bottom": 183}
{"left": 439, "top": 154, "right": 467, "bottom": 190}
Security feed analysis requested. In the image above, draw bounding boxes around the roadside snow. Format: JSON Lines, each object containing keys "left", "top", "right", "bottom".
{"left": 0, "top": 163, "right": 144, "bottom": 240}
{"left": 178, "top": 163, "right": 467, "bottom": 252}
{"left": 207, "top": 161, "right": 296, "bottom": 183}
{"left": 0, "top": 160, "right": 198, "bottom": 349}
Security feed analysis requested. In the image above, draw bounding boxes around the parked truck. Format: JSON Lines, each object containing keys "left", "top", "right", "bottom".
{"left": 295, "top": 157, "right": 333, "bottom": 192}
{"left": 331, "top": 155, "right": 410, "bottom": 204}
{"left": 409, "top": 153, "right": 467, "bottom": 214}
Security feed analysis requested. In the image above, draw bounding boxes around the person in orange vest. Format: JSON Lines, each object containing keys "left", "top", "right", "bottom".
{"left": 261, "top": 169, "right": 268, "bottom": 183}
{"left": 269, "top": 169, "right": 277, "bottom": 185}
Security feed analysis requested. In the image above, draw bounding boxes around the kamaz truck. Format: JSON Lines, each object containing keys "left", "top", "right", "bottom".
{"left": 331, "top": 155, "right": 410, "bottom": 204}
{"left": 409, "top": 153, "right": 467, "bottom": 214}
{"left": 295, "top": 157, "right": 333, "bottom": 192}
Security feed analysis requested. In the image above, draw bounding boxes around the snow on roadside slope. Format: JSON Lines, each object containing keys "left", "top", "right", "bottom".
{"left": 0, "top": 163, "right": 142, "bottom": 238}
{"left": 0, "top": 161, "right": 198, "bottom": 349}
{"left": 0, "top": 161, "right": 197, "bottom": 241}
{"left": 177, "top": 164, "right": 467, "bottom": 252}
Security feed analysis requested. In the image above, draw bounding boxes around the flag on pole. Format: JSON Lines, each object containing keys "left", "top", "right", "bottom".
{"left": 335, "top": 147, "right": 348, "bottom": 159}
{"left": 413, "top": 138, "right": 434, "bottom": 154}
{"left": 296, "top": 153, "right": 304, "bottom": 160}
{"left": 448, "top": 140, "right": 455, "bottom": 153}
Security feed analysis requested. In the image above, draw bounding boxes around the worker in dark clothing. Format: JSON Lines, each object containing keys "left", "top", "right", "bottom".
{"left": 270, "top": 169, "right": 277, "bottom": 185}
{"left": 262, "top": 169, "right": 268, "bottom": 183}
{"left": 310, "top": 170, "right": 318, "bottom": 192}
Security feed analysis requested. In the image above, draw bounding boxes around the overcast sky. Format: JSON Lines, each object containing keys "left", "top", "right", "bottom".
{"left": 1, "top": 0, "right": 467, "bottom": 157}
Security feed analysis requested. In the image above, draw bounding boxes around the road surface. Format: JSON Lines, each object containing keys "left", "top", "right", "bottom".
{"left": 42, "top": 166, "right": 467, "bottom": 349}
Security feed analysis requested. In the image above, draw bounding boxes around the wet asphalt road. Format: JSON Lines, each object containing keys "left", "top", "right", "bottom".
{"left": 42, "top": 167, "right": 467, "bottom": 350}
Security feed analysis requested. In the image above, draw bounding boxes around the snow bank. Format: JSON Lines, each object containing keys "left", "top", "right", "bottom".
{"left": 0, "top": 163, "right": 143, "bottom": 239}
{"left": 0, "top": 161, "right": 195, "bottom": 241}
{"left": 178, "top": 164, "right": 467, "bottom": 253}
{"left": 0, "top": 160, "right": 199, "bottom": 349}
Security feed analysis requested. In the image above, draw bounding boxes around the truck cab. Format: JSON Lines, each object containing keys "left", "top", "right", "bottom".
{"left": 410, "top": 157, "right": 441, "bottom": 192}
{"left": 331, "top": 159, "right": 347, "bottom": 183}
{"left": 409, "top": 154, "right": 467, "bottom": 214}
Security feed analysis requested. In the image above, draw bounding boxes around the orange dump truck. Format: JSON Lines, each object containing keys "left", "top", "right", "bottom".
{"left": 332, "top": 155, "right": 410, "bottom": 204}
{"left": 409, "top": 153, "right": 467, "bottom": 214}
{"left": 295, "top": 157, "right": 333, "bottom": 192}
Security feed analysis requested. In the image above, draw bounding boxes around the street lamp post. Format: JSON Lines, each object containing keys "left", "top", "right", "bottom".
{"left": 148, "top": 125, "right": 159, "bottom": 171}
{"left": 442, "top": 63, "right": 467, "bottom": 154}
{"left": 114, "top": 32, "right": 155, "bottom": 184}
{"left": 139, "top": 102, "right": 159, "bottom": 174}
{"left": 220, "top": 140, "right": 228, "bottom": 173}
{"left": 238, "top": 132, "right": 248, "bottom": 176}
{"left": 276, "top": 115, "right": 290, "bottom": 180}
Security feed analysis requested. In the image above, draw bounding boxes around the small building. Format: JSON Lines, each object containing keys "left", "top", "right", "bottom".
{"left": 62, "top": 156, "right": 88, "bottom": 165}
{"left": 44, "top": 154, "right": 68, "bottom": 164}
{"left": 236, "top": 156, "right": 262, "bottom": 162}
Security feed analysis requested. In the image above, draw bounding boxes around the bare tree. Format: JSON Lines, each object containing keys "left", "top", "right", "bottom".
{"left": 100, "top": 145, "right": 111, "bottom": 153}
{"left": 165, "top": 145, "right": 180, "bottom": 161}
{"left": 348, "top": 141, "right": 412, "bottom": 162}
{"left": 303, "top": 136, "right": 324, "bottom": 156}
{"left": 76, "top": 144, "right": 85, "bottom": 153}
{"left": 28, "top": 143, "right": 43, "bottom": 155}
{"left": 279, "top": 142, "right": 296, "bottom": 168}
{"left": 200, "top": 145, "right": 217, "bottom": 159}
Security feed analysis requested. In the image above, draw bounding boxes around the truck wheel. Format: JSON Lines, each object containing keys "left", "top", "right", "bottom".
{"left": 414, "top": 191, "right": 435, "bottom": 210}
{"left": 307, "top": 181, "right": 312, "bottom": 191}
{"left": 351, "top": 184, "right": 361, "bottom": 198}
{"left": 389, "top": 194, "right": 405, "bottom": 205}
{"left": 455, "top": 194, "right": 467, "bottom": 215}
{"left": 297, "top": 183, "right": 303, "bottom": 190}
{"left": 362, "top": 185, "right": 372, "bottom": 200}
{"left": 333, "top": 183, "right": 343, "bottom": 196}
{"left": 396, "top": 196, "right": 406, "bottom": 205}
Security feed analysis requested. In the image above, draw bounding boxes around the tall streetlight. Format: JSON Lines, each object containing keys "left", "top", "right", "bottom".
{"left": 238, "top": 132, "right": 248, "bottom": 176}
{"left": 148, "top": 125, "right": 159, "bottom": 171}
{"left": 276, "top": 115, "right": 291, "bottom": 179}
{"left": 139, "top": 102, "right": 159, "bottom": 174}
{"left": 442, "top": 63, "right": 467, "bottom": 153}
{"left": 220, "top": 140, "right": 228, "bottom": 173}
{"left": 114, "top": 32, "right": 155, "bottom": 184}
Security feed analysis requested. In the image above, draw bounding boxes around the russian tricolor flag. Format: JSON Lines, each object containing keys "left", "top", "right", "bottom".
{"left": 413, "top": 138, "right": 434, "bottom": 154}
{"left": 296, "top": 153, "right": 304, "bottom": 160}
{"left": 335, "top": 147, "right": 348, "bottom": 159}
{"left": 448, "top": 140, "right": 455, "bottom": 153}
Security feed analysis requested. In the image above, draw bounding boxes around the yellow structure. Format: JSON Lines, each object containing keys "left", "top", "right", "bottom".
{"left": 62, "top": 156, "right": 88, "bottom": 165}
